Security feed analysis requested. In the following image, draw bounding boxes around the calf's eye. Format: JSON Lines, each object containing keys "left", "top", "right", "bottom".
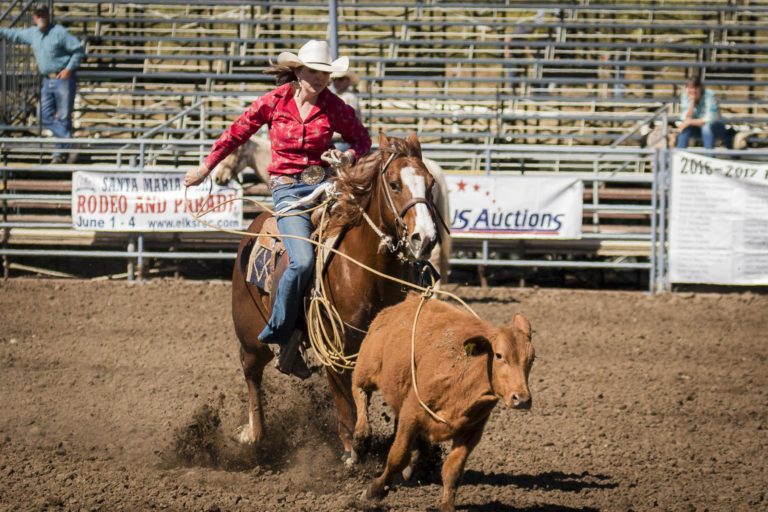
{"left": 495, "top": 353, "right": 502, "bottom": 360}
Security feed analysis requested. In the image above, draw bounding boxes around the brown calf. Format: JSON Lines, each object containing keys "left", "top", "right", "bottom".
{"left": 352, "top": 293, "right": 535, "bottom": 511}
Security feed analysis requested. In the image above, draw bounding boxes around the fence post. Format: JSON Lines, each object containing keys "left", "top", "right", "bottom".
{"left": 658, "top": 148, "right": 669, "bottom": 292}
{"left": 650, "top": 148, "right": 658, "bottom": 293}
{"left": 328, "top": 0, "right": 339, "bottom": 59}
{"left": 137, "top": 142, "right": 145, "bottom": 280}
{"left": 2, "top": 150, "right": 8, "bottom": 280}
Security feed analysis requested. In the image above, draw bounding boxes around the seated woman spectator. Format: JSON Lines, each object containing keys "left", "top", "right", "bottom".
{"left": 676, "top": 76, "right": 733, "bottom": 151}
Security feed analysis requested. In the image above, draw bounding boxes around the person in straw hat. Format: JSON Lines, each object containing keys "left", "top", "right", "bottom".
{"left": 330, "top": 69, "right": 362, "bottom": 152}
{"left": 185, "top": 40, "right": 372, "bottom": 379}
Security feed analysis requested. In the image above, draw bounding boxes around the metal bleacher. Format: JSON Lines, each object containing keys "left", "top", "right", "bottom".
{"left": 43, "top": 0, "right": 768, "bottom": 147}
{"left": 1, "top": 0, "right": 768, "bottom": 282}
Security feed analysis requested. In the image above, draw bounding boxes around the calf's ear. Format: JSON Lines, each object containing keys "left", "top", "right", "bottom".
{"left": 463, "top": 335, "right": 491, "bottom": 357}
{"left": 512, "top": 313, "right": 531, "bottom": 338}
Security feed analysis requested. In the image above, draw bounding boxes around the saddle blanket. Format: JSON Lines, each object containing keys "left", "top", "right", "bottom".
{"left": 245, "top": 217, "right": 285, "bottom": 291}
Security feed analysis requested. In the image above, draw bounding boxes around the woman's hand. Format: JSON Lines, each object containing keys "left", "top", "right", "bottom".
{"left": 184, "top": 163, "right": 210, "bottom": 187}
{"left": 321, "top": 149, "right": 355, "bottom": 167}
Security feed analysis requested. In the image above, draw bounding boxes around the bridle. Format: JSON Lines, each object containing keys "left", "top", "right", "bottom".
{"left": 359, "top": 150, "right": 448, "bottom": 260}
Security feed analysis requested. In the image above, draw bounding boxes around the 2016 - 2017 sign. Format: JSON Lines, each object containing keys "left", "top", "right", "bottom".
{"left": 71, "top": 171, "right": 242, "bottom": 231}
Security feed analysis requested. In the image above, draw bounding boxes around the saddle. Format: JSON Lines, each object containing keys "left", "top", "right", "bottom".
{"left": 244, "top": 217, "right": 288, "bottom": 303}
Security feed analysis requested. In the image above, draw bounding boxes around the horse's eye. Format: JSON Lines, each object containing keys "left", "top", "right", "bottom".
{"left": 389, "top": 181, "right": 400, "bottom": 192}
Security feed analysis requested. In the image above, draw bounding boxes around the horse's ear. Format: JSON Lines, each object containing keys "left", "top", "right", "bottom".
{"left": 406, "top": 131, "right": 422, "bottom": 157}
{"left": 379, "top": 131, "right": 390, "bottom": 150}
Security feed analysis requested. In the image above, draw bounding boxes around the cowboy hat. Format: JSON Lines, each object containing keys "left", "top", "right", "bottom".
{"left": 331, "top": 69, "right": 360, "bottom": 86}
{"left": 276, "top": 40, "right": 349, "bottom": 74}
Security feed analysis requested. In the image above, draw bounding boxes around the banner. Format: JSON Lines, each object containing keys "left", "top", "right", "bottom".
{"left": 71, "top": 172, "right": 242, "bottom": 232}
{"left": 669, "top": 151, "right": 768, "bottom": 285}
{"left": 445, "top": 174, "right": 582, "bottom": 239}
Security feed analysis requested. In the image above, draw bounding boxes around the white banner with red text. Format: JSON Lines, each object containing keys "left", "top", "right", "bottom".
{"left": 445, "top": 174, "right": 583, "bottom": 239}
{"left": 670, "top": 151, "right": 768, "bottom": 285}
{"left": 71, "top": 172, "right": 242, "bottom": 231}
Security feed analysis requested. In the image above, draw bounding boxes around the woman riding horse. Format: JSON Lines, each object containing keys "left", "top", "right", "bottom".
{"left": 184, "top": 40, "right": 372, "bottom": 378}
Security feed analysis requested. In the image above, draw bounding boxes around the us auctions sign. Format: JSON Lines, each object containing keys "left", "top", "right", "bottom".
{"left": 71, "top": 171, "right": 242, "bottom": 231}
{"left": 445, "top": 174, "right": 583, "bottom": 239}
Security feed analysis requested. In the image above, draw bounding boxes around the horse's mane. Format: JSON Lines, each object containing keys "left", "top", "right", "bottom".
{"left": 325, "top": 137, "right": 421, "bottom": 238}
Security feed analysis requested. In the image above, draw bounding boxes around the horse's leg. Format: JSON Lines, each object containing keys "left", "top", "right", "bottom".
{"left": 237, "top": 344, "right": 272, "bottom": 444}
{"left": 326, "top": 368, "right": 358, "bottom": 464}
{"left": 232, "top": 214, "right": 274, "bottom": 444}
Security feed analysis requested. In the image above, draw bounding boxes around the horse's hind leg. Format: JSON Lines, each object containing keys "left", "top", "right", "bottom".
{"left": 237, "top": 344, "right": 273, "bottom": 444}
{"left": 326, "top": 369, "right": 359, "bottom": 464}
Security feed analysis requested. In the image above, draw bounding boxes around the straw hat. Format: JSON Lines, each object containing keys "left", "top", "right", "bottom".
{"left": 331, "top": 69, "right": 360, "bottom": 86}
{"left": 276, "top": 40, "right": 349, "bottom": 74}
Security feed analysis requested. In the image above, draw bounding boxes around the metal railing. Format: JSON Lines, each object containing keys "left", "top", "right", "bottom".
{"left": 0, "top": 0, "right": 52, "bottom": 129}
{"left": 1, "top": 136, "right": 666, "bottom": 288}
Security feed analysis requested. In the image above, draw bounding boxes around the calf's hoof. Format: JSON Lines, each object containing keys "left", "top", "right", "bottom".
{"left": 438, "top": 503, "right": 455, "bottom": 512}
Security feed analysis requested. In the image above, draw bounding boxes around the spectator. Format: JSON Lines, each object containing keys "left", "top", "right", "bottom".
{"left": 330, "top": 70, "right": 361, "bottom": 152}
{"left": 0, "top": 3, "right": 84, "bottom": 164}
{"left": 676, "top": 76, "right": 733, "bottom": 151}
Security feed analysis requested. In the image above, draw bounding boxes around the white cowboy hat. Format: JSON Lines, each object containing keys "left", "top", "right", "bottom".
{"left": 331, "top": 69, "right": 360, "bottom": 86}
{"left": 276, "top": 40, "right": 349, "bottom": 74}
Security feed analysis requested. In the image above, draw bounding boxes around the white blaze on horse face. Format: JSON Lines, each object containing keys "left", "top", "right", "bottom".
{"left": 400, "top": 166, "right": 437, "bottom": 246}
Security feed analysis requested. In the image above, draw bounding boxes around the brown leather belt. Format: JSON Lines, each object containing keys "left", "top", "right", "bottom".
{"left": 269, "top": 165, "right": 329, "bottom": 189}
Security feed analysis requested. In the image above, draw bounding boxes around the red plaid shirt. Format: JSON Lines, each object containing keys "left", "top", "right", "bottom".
{"left": 204, "top": 82, "right": 372, "bottom": 175}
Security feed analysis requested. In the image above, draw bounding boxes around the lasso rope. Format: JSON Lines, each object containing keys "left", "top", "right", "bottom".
{"left": 184, "top": 179, "right": 479, "bottom": 425}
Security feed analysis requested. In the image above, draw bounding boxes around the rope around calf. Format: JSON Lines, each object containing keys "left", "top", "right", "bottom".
{"left": 184, "top": 182, "right": 478, "bottom": 425}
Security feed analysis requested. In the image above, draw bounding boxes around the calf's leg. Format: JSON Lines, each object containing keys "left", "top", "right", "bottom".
{"left": 438, "top": 420, "right": 488, "bottom": 512}
{"left": 366, "top": 402, "right": 419, "bottom": 499}
{"left": 351, "top": 382, "right": 371, "bottom": 451}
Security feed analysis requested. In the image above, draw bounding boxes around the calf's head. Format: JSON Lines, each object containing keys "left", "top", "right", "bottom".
{"left": 465, "top": 313, "right": 535, "bottom": 410}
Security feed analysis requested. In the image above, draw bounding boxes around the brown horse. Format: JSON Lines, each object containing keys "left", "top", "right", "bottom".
{"left": 231, "top": 132, "right": 439, "bottom": 461}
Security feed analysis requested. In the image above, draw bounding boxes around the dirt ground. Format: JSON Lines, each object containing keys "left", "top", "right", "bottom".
{"left": 0, "top": 279, "right": 766, "bottom": 512}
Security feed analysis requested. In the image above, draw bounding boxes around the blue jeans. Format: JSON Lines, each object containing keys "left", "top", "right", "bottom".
{"left": 258, "top": 180, "right": 320, "bottom": 345}
{"left": 41, "top": 75, "right": 76, "bottom": 157}
{"left": 676, "top": 121, "right": 732, "bottom": 150}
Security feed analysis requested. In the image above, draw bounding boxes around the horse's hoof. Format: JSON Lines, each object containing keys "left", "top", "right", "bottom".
{"left": 235, "top": 425, "right": 257, "bottom": 445}
{"left": 366, "top": 482, "right": 388, "bottom": 500}
{"left": 341, "top": 449, "right": 359, "bottom": 467}
{"left": 352, "top": 431, "right": 371, "bottom": 454}
{"left": 401, "top": 465, "right": 414, "bottom": 481}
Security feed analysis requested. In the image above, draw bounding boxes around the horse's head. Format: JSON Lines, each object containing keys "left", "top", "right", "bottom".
{"left": 376, "top": 132, "right": 439, "bottom": 260}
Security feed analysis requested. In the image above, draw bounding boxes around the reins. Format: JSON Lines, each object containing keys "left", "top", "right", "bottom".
{"left": 184, "top": 152, "right": 479, "bottom": 426}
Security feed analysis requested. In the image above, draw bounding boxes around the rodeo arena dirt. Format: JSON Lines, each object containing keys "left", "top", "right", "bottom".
{"left": 2, "top": 2, "right": 768, "bottom": 512}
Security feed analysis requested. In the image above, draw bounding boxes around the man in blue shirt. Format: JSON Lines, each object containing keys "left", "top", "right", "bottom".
{"left": 676, "top": 76, "right": 732, "bottom": 151}
{"left": 0, "top": 4, "right": 84, "bottom": 163}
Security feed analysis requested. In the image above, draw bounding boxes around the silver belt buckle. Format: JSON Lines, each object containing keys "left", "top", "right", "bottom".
{"left": 300, "top": 165, "right": 325, "bottom": 185}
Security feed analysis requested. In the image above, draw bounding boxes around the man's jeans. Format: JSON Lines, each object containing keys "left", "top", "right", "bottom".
{"left": 41, "top": 75, "right": 76, "bottom": 157}
{"left": 258, "top": 180, "right": 321, "bottom": 345}
{"left": 676, "top": 120, "right": 732, "bottom": 150}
